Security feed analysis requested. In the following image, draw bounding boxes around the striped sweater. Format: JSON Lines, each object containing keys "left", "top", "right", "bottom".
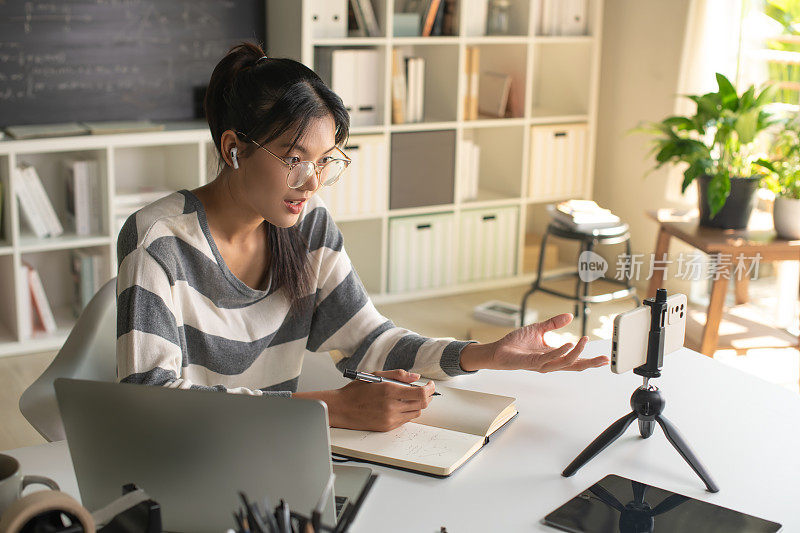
{"left": 116, "top": 190, "right": 474, "bottom": 397}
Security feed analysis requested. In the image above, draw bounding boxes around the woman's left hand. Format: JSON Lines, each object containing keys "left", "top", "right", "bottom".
{"left": 459, "top": 313, "right": 609, "bottom": 373}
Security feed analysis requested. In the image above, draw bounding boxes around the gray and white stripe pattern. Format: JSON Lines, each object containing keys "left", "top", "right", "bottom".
{"left": 116, "top": 190, "right": 474, "bottom": 397}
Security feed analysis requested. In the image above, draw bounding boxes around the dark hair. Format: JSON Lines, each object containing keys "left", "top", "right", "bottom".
{"left": 204, "top": 41, "right": 350, "bottom": 309}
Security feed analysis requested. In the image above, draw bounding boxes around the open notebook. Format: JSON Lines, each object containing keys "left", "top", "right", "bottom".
{"left": 330, "top": 386, "right": 517, "bottom": 476}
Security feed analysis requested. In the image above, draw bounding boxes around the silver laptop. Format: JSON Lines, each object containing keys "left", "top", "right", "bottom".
{"left": 54, "top": 378, "right": 372, "bottom": 532}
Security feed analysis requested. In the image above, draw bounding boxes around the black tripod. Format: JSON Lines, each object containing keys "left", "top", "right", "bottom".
{"left": 561, "top": 289, "right": 719, "bottom": 493}
{"left": 588, "top": 479, "right": 691, "bottom": 533}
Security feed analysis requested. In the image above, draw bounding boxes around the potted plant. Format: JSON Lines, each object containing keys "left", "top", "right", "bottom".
{"left": 638, "top": 73, "right": 779, "bottom": 229}
{"left": 756, "top": 115, "right": 800, "bottom": 239}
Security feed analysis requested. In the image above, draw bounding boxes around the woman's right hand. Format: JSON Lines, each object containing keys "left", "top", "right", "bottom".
{"left": 327, "top": 369, "right": 436, "bottom": 432}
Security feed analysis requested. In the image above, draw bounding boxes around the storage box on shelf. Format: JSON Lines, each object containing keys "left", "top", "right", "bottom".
{"left": 390, "top": 130, "right": 456, "bottom": 210}
{"left": 0, "top": 154, "right": 9, "bottom": 250}
{"left": 337, "top": 218, "right": 384, "bottom": 294}
{"left": 389, "top": 212, "right": 456, "bottom": 293}
{"left": 458, "top": 206, "right": 518, "bottom": 283}
{"left": 0, "top": 256, "right": 16, "bottom": 345}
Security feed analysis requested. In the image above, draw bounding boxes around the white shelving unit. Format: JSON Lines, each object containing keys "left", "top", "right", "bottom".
{"left": 0, "top": 122, "right": 214, "bottom": 357}
{"left": 267, "top": 0, "right": 604, "bottom": 301}
{"left": 0, "top": 0, "right": 602, "bottom": 357}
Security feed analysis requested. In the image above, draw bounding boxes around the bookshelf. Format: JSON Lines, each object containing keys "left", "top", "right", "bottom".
{"left": 0, "top": 0, "right": 602, "bottom": 357}
{"left": 267, "top": 0, "right": 603, "bottom": 302}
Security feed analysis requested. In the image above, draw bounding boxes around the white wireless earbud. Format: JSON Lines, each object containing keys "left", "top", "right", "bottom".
{"left": 231, "top": 147, "right": 239, "bottom": 169}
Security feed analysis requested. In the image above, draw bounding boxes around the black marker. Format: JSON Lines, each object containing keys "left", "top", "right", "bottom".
{"left": 342, "top": 369, "right": 441, "bottom": 396}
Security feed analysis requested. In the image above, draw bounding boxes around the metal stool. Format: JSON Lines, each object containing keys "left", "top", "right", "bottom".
{"left": 520, "top": 221, "right": 639, "bottom": 336}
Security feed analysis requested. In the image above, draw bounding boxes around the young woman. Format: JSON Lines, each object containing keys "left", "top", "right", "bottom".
{"left": 116, "top": 42, "right": 608, "bottom": 432}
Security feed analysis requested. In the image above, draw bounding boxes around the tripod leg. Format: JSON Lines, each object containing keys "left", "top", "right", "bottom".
{"left": 562, "top": 411, "right": 637, "bottom": 477}
{"left": 655, "top": 415, "right": 719, "bottom": 493}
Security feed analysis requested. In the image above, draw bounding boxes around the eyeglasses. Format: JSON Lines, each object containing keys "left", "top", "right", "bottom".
{"left": 235, "top": 131, "right": 351, "bottom": 189}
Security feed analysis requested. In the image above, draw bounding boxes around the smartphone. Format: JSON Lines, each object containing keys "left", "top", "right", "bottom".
{"left": 611, "top": 293, "right": 687, "bottom": 374}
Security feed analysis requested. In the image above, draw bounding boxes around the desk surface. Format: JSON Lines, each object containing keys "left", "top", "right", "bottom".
{"left": 647, "top": 209, "right": 800, "bottom": 257}
{"left": 6, "top": 341, "right": 799, "bottom": 532}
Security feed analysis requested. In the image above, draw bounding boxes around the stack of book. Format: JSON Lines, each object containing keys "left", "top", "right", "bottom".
{"left": 315, "top": 48, "right": 381, "bottom": 127}
{"left": 70, "top": 249, "right": 108, "bottom": 317}
{"left": 18, "top": 263, "right": 57, "bottom": 338}
{"left": 64, "top": 159, "right": 103, "bottom": 236}
{"left": 459, "top": 139, "right": 481, "bottom": 201}
{"left": 391, "top": 49, "right": 425, "bottom": 124}
{"left": 15, "top": 164, "right": 64, "bottom": 238}
{"left": 548, "top": 200, "right": 621, "bottom": 232}
{"left": 114, "top": 189, "right": 171, "bottom": 234}
{"left": 539, "top": 0, "right": 588, "bottom": 36}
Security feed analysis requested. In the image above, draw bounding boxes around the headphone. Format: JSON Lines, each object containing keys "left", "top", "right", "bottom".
{"left": 230, "top": 147, "right": 239, "bottom": 169}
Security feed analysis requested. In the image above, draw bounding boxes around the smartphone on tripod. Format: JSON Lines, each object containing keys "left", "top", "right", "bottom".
{"left": 611, "top": 293, "right": 688, "bottom": 374}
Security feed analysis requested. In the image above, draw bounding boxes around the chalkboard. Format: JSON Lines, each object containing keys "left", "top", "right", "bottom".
{"left": 0, "top": 0, "right": 265, "bottom": 127}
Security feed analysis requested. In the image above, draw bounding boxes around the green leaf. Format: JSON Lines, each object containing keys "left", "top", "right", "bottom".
{"left": 735, "top": 108, "right": 760, "bottom": 144}
{"left": 682, "top": 164, "right": 703, "bottom": 193}
{"left": 716, "top": 73, "right": 739, "bottom": 111}
{"left": 754, "top": 158, "right": 777, "bottom": 173}
{"left": 753, "top": 82, "right": 781, "bottom": 107}
{"left": 707, "top": 173, "right": 731, "bottom": 217}
{"left": 739, "top": 85, "right": 756, "bottom": 111}
{"left": 662, "top": 116, "right": 696, "bottom": 131}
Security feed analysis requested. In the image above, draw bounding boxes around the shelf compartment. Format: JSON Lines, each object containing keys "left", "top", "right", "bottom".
{"left": 314, "top": 46, "right": 388, "bottom": 128}
{"left": 14, "top": 149, "right": 110, "bottom": 241}
{"left": 389, "top": 212, "right": 456, "bottom": 293}
{"left": 113, "top": 143, "right": 201, "bottom": 195}
{"left": 392, "top": 43, "right": 460, "bottom": 123}
{"left": 20, "top": 246, "right": 113, "bottom": 340}
{"left": 390, "top": 130, "right": 456, "bottom": 210}
{"left": 317, "top": 134, "right": 388, "bottom": 219}
{"left": 530, "top": 41, "right": 593, "bottom": 117}
{"left": 458, "top": 206, "right": 519, "bottom": 283}
{"left": 337, "top": 218, "right": 383, "bottom": 294}
{"left": 459, "top": 125, "right": 525, "bottom": 203}
{"left": 464, "top": 43, "right": 528, "bottom": 120}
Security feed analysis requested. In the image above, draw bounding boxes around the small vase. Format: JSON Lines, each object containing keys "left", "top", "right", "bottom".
{"left": 773, "top": 196, "right": 800, "bottom": 240}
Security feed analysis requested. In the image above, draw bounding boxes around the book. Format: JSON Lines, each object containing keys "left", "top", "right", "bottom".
{"left": 548, "top": 200, "right": 621, "bottom": 231}
{"left": 15, "top": 166, "right": 52, "bottom": 238}
{"left": 463, "top": 0, "right": 488, "bottom": 36}
{"left": 391, "top": 49, "right": 407, "bottom": 124}
{"left": 466, "top": 47, "right": 480, "bottom": 120}
{"left": 420, "top": 0, "right": 443, "bottom": 36}
{"left": 25, "top": 165, "right": 64, "bottom": 237}
{"left": 350, "top": 0, "right": 380, "bottom": 37}
{"left": 330, "top": 385, "right": 517, "bottom": 476}
{"left": 81, "top": 120, "right": 165, "bottom": 135}
{"left": 5, "top": 123, "right": 90, "bottom": 140}
{"left": 478, "top": 72, "right": 512, "bottom": 118}
{"left": 28, "top": 265, "right": 57, "bottom": 333}
{"left": 64, "top": 159, "right": 101, "bottom": 235}
{"left": 17, "top": 264, "right": 33, "bottom": 340}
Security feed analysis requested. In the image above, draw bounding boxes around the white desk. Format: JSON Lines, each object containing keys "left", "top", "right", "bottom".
{"left": 5, "top": 342, "right": 799, "bottom": 531}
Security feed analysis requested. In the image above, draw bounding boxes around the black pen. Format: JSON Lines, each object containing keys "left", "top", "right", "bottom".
{"left": 342, "top": 369, "right": 441, "bottom": 396}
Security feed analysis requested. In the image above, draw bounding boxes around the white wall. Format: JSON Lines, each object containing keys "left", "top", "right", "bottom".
{"left": 593, "top": 0, "right": 693, "bottom": 286}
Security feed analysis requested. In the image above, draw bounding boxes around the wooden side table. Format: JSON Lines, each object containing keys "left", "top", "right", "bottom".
{"left": 646, "top": 210, "right": 800, "bottom": 356}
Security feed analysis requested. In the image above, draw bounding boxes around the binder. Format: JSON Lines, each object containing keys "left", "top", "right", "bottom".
{"left": 477, "top": 72, "right": 511, "bottom": 118}
{"left": 308, "top": 0, "right": 347, "bottom": 39}
{"left": 463, "top": 0, "right": 488, "bottom": 36}
{"left": 354, "top": 49, "right": 380, "bottom": 126}
{"left": 333, "top": 50, "right": 357, "bottom": 119}
{"left": 413, "top": 57, "right": 425, "bottom": 122}
{"left": 467, "top": 47, "right": 480, "bottom": 120}
{"left": 560, "top": 0, "right": 588, "bottom": 36}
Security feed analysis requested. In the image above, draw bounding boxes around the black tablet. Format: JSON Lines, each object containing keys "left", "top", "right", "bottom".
{"left": 543, "top": 474, "right": 781, "bottom": 533}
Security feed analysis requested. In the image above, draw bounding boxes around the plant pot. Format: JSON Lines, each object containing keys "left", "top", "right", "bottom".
{"left": 773, "top": 196, "right": 800, "bottom": 240}
{"left": 697, "top": 175, "right": 760, "bottom": 229}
